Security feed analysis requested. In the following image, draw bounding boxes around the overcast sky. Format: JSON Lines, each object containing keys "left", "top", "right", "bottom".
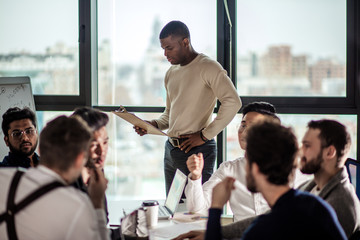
{"left": 0, "top": 0, "right": 346, "bottom": 63}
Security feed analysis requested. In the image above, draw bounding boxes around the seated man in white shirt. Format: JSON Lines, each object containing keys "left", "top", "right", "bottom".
{"left": 185, "top": 102, "right": 308, "bottom": 222}
{"left": 185, "top": 102, "right": 278, "bottom": 221}
{"left": 0, "top": 115, "right": 109, "bottom": 240}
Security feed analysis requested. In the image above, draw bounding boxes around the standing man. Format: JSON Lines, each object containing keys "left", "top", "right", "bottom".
{"left": 1, "top": 107, "right": 39, "bottom": 168}
{"left": 135, "top": 21, "right": 241, "bottom": 195}
{"left": 205, "top": 121, "right": 346, "bottom": 240}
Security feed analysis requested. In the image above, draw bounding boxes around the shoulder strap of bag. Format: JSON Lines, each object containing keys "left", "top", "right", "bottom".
{"left": 0, "top": 169, "right": 65, "bottom": 240}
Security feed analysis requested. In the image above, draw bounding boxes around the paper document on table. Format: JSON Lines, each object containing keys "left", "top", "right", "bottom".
{"left": 172, "top": 211, "right": 208, "bottom": 223}
{"left": 112, "top": 106, "right": 167, "bottom": 136}
{"left": 149, "top": 221, "right": 206, "bottom": 239}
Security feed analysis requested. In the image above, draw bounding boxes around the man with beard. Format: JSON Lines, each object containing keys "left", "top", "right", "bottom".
{"left": 175, "top": 119, "right": 360, "bottom": 240}
{"left": 297, "top": 119, "right": 360, "bottom": 239}
{"left": 0, "top": 116, "right": 109, "bottom": 239}
{"left": 204, "top": 121, "right": 346, "bottom": 240}
{"left": 0, "top": 107, "right": 39, "bottom": 168}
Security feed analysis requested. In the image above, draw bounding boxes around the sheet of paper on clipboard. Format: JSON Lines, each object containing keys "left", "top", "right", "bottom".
{"left": 112, "top": 106, "right": 167, "bottom": 136}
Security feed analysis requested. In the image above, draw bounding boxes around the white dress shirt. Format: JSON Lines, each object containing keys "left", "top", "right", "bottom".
{"left": 185, "top": 157, "right": 311, "bottom": 222}
{"left": 0, "top": 166, "right": 110, "bottom": 240}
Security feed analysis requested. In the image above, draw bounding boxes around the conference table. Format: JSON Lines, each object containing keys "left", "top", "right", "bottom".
{"left": 108, "top": 199, "right": 233, "bottom": 239}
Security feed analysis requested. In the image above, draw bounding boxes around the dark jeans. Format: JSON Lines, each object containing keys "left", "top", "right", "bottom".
{"left": 164, "top": 139, "right": 217, "bottom": 196}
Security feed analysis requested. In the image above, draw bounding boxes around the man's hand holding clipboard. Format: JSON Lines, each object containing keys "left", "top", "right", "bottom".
{"left": 111, "top": 106, "right": 167, "bottom": 136}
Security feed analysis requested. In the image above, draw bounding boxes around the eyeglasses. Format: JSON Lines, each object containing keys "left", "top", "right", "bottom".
{"left": 10, "top": 128, "right": 36, "bottom": 140}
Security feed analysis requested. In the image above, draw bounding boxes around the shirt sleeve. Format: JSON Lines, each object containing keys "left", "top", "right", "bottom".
{"left": 204, "top": 208, "right": 223, "bottom": 240}
{"left": 185, "top": 163, "right": 228, "bottom": 212}
{"left": 65, "top": 201, "right": 110, "bottom": 240}
{"left": 201, "top": 67, "right": 242, "bottom": 140}
{"left": 222, "top": 215, "right": 257, "bottom": 239}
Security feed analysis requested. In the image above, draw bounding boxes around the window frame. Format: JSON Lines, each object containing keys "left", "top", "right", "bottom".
{"left": 33, "top": 0, "right": 360, "bottom": 162}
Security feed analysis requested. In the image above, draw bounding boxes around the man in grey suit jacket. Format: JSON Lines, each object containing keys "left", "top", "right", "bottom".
{"left": 173, "top": 119, "right": 360, "bottom": 240}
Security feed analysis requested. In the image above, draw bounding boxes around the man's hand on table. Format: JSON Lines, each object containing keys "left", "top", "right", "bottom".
{"left": 172, "top": 230, "right": 205, "bottom": 240}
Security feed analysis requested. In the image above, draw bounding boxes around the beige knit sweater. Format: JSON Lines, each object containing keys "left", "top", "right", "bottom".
{"left": 154, "top": 54, "right": 241, "bottom": 139}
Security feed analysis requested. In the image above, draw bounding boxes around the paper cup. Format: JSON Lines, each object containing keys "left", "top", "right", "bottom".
{"left": 142, "top": 200, "right": 159, "bottom": 227}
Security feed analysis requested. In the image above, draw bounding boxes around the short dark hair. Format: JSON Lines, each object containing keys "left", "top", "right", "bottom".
{"left": 39, "top": 116, "right": 92, "bottom": 172}
{"left": 2, "top": 107, "right": 37, "bottom": 136}
{"left": 307, "top": 119, "right": 351, "bottom": 165}
{"left": 241, "top": 101, "right": 279, "bottom": 122}
{"left": 242, "top": 101, "right": 276, "bottom": 116}
{"left": 71, "top": 107, "right": 109, "bottom": 132}
{"left": 159, "top": 21, "right": 190, "bottom": 40}
{"left": 246, "top": 121, "right": 298, "bottom": 185}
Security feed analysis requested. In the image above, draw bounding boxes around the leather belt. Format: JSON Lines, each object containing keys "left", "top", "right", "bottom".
{"left": 168, "top": 137, "right": 188, "bottom": 148}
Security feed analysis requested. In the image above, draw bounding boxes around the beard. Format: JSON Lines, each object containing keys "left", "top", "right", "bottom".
{"left": 246, "top": 169, "right": 258, "bottom": 193}
{"left": 9, "top": 140, "right": 37, "bottom": 158}
{"left": 300, "top": 151, "right": 323, "bottom": 174}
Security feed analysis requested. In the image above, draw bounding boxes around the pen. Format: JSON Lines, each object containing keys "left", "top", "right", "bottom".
{"left": 183, "top": 212, "right": 194, "bottom": 215}
{"left": 191, "top": 216, "right": 208, "bottom": 220}
{"left": 122, "top": 208, "right": 127, "bottom": 217}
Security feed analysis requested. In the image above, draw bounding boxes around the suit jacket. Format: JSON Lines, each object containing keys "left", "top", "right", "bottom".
{"left": 222, "top": 167, "right": 360, "bottom": 239}
{"left": 297, "top": 168, "right": 360, "bottom": 238}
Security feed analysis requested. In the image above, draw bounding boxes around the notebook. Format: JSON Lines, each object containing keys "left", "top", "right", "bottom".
{"left": 158, "top": 169, "right": 187, "bottom": 219}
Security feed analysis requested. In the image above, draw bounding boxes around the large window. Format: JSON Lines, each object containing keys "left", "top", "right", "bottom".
{"left": 1, "top": 0, "right": 359, "bottom": 217}
{"left": 236, "top": 0, "right": 346, "bottom": 97}
{"left": 97, "top": 0, "right": 217, "bottom": 106}
{"left": 0, "top": 0, "right": 79, "bottom": 95}
{"left": 227, "top": 113, "right": 357, "bottom": 162}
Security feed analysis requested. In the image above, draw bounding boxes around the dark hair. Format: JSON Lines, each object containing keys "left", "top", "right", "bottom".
{"left": 2, "top": 107, "right": 37, "bottom": 136}
{"left": 39, "top": 115, "right": 92, "bottom": 172}
{"left": 159, "top": 21, "right": 190, "bottom": 40}
{"left": 242, "top": 102, "right": 276, "bottom": 116}
{"left": 308, "top": 119, "right": 351, "bottom": 165}
{"left": 246, "top": 121, "right": 298, "bottom": 185}
{"left": 241, "top": 101, "right": 279, "bottom": 122}
{"left": 71, "top": 107, "right": 109, "bottom": 132}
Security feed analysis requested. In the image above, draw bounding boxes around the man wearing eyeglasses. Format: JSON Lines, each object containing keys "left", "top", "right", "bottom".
{"left": 0, "top": 107, "right": 39, "bottom": 168}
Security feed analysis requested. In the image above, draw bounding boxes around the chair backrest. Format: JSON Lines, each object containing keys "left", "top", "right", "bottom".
{"left": 345, "top": 158, "right": 360, "bottom": 199}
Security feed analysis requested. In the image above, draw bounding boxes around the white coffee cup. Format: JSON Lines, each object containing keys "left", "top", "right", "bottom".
{"left": 142, "top": 200, "right": 159, "bottom": 227}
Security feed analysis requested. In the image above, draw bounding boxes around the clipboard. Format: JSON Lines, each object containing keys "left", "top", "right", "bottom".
{"left": 112, "top": 106, "right": 167, "bottom": 136}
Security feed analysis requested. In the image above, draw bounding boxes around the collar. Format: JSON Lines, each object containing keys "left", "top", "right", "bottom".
{"left": 3, "top": 152, "right": 39, "bottom": 168}
{"left": 317, "top": 167, "right": 348, "bottom": 199}
{"left": 36, "top": 165, "right": 68, "bottom": 185}
{"left": 298, "top": 167, "right": 348, "bottom": 199}
{"left": 272, "top": 189, "right": 296, "bottom": 209}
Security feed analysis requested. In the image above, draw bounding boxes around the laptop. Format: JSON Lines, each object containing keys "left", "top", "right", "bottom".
{"left": 158, "top": 169, "right": 187, "bottom": 219}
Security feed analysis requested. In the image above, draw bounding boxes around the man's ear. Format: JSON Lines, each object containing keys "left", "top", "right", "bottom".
{"left": 4, "top": 136, "right": 9, "bottom": 147}
{"left": 251, "top": 162, "right": 260, "bottom": 176}
{"left": 324, "top": 145, "right": 336, "bottom": 160}
{"left": 74, "top": 152, "right": 86, "bottom": 169}
{"left": 182, "top": 38, "right": 190, "bottom": 47}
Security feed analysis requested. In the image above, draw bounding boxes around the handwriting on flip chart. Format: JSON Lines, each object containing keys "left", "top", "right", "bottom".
{"left": 0, "top": 84, "right": 34, "bottom": 112}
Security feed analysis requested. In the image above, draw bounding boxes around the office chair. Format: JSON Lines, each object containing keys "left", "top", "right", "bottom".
{"left": 345, "top": 158, "right": 360, "bottom": 200}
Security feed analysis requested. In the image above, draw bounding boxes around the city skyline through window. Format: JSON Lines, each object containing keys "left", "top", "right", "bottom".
{"left": 237, "top": 0, "right": 346, "bottom": 97}
{"left": 0, "top": 0, "right": 79, "bottom": 95}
